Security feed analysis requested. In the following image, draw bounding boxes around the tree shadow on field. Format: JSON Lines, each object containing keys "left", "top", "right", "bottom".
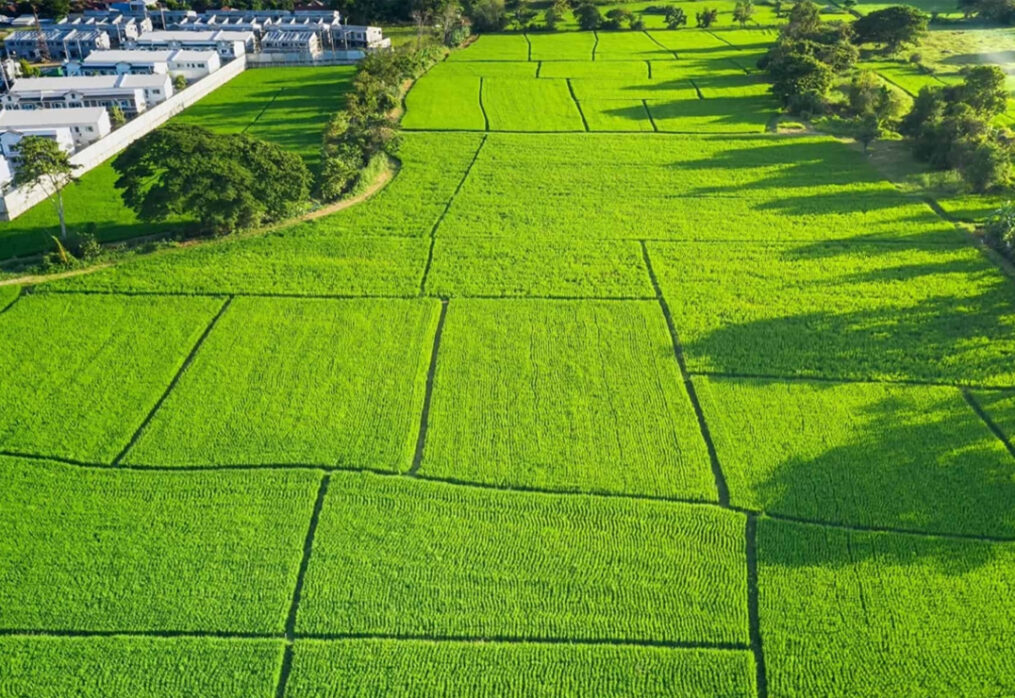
{"left": 684, "top": 247, "right": 1015, "bottom": 570}
{"left": 737, "top": 382, "right": 1015, "bottom": 572}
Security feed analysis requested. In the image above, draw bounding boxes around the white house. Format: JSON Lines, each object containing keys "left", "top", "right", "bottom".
{"left": 332, "top": 25, "right": 389, "bottom": 50}
{"left": 0, "top": 106, "right": 112, "bottom": 150}
{"left": 261, "top": 30, "right": 321, "bottom": 57}
{"left": 0, "top": 155, "right": 12, "bottom": 189}
{"left": 3, "top": 74, "right": 172, "bottom": 114}
{"left": 130, "top": 30, "right": 254, "bottom": 59}
{"left": 1, "top": 126, "right": 75, "bottom": 162}
{"left": 5, "top": 28, "right": 111, "bottom": 61}
{"left": 167, "top": 50, "right": 221, "bottom": 81}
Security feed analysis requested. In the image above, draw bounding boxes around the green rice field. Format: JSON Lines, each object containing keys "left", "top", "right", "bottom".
{"left": 2, "top": 27, "right": 1015, "bottom": 697}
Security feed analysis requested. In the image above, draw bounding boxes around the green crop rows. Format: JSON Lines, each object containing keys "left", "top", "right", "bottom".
{"left": 4, "top": 26, "right": 1015, "bottom": 696}
{"left": 421, "top": 300, "right": 715, "bottom": 498}
{"left": 296, "top": 473, "right": 748, "bottom": 641}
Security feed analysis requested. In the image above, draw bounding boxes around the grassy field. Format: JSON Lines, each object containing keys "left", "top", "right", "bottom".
{"left": 4, "top": 26, "right": 1015, "bottom": 696}
{"left": 0, "top": 66, "right": 355, "bottom": 260}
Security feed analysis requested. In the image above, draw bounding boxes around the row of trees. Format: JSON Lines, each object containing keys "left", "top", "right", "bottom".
{"left": 462, "top": 0, "right": 749, "bottom": 33}
{"left": 319, "top": 43, "right": 445, "bottom": 199}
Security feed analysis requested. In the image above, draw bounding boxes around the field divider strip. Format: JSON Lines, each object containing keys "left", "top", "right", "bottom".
{"left": 642, "top": 100, "right": 659, "bottom": 132}
{"left": 536, "top": 60, "right": 542, "bottom": 78}
{"left": 689, "top": 78, "right": 705, "bottom": 100}
{"left": 643, "top": 31, "right": 678, "bottom": 60}
{"left": 524, "top": 32, "right": 532, "bottom": 61}
{"left": 640, "top": 241, "right": 731, "bottom": 507}
{"left": 708, "top": 30, "right": 735, "bottom": 47}
{"left": 962, "top": 389, "right": 1015, "bottom": 460}
{"left": 110, "top": 295, "right": 234, "bottom": 466}
{"left": 592, "top": 31, "right": 598, "bottom": 61}
{"left": 408, "top": 299, "right": 449, "bottom": 475}
{"left": 0, "top": 627, "right": 750, "bottom": 651}
{"left": 645, "top": 59, "right": 652, "bottom": 79}
{"left": 419, "top": 134, "right": 488, "bottom": 295}
{"left": 690, "top": 369, "right": 1015, "bottom": 393}
{"left": 745, "top": 515, "right": 769, "bottom": 698}
{"left": 4, "top": 449, "right": 1013, "bottom": 543}
{"left": 274, "top": 472, "right": 331, "bottom": 698}
{"left": 566, "top": 79, "right": 590, "bottom": 132}
{"left": 478, "top": 77, "right": 490, "bottom": 131}
{"left": 0, "top": 286, "right": 23, "bottom": 314}
{"left": 243, "top": 88, "right": 284, "bottom": 134}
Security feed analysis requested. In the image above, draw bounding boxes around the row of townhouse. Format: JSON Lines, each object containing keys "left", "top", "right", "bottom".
{"left": 1, "top": 73, "right": 173, "bottom": 115}
{"left": 64, "top": 48, "right": 220, "bottom": 81}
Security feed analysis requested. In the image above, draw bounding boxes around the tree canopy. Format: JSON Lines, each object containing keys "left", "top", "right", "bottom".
{"left": 112, "top": 124, "right": 311, "bottom": 235}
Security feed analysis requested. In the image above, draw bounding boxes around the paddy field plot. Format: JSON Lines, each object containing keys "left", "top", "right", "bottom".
{"left": 482, "top": 78, "right": 586, "bottom": 131}
{"left": 698, "top": 377, "right": 1015, "bottom": 537}
{"left": 123, "top": 298, "right": 440, "bottom": 469}
{"left": 0, "top": 456, "right": 319, "bottom": 633}
{"left": 424, "top": 238, "right": 654, "bottom": 297}
{"left": 0, "top": 637, "right": 283, "bottom": 698}
{"left": 284, "top": 640, "right": 757, "bottom": 697}
{"left": 419, "top": 300, "right": 716, "bottom": 498}
{"left": 0, "top": 293, "right": 223, "bottom": 463}
{"left": 448, "top": 33, "right": 529, "bottom": 61}
{"left": 759, "top": 519, "right": 1015, "bottom": 696}
{"left": 295, "top": 472, "right": 748, "bottom": 642}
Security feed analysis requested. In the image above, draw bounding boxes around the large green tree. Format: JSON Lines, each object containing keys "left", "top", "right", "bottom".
{"left": 112, "top": 124, "right": 311, "bottom": 235}
{"left": 12, "top": 136, "right": 76, "bottom": 240}
{"left": 852, "top": 6, "right": 927, "bottom": 53}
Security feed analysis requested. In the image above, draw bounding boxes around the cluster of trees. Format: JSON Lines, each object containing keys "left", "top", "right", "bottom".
{"left": 901, "top": 66, "right": 1012, "bottom": 192}
{"left": 319, "top": 43, "right": 445, "bottom": 200}
{"left": 957, "top": 0, "right": 1015, "bottom": 24}
{"left": 762, "top": 2, "right": 927, "bottom": 115}
{"left": 762, "top": 2, "right": 1012, "bottom": 193}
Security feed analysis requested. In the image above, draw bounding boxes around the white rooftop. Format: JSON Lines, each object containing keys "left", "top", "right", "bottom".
{"left": 11, "top": 74, "right": 168, "bottom": 93}
{"left": 136, "top": 30, "right": 254, "bottom": 42}
{"left": 168, "top": 49, "right": 219, "bottom": 61}
{"left": 82, "top": 50, "right": 174, "bottom": 64}
{"left": 0, "top": 106, "right": 108, "bottom": 128}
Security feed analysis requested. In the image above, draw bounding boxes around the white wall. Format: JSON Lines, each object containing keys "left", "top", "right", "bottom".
{"left": 0, "top": 55, "right": 246, "bottom": 221}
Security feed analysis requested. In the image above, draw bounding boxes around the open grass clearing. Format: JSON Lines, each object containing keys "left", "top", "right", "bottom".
{"left": 296, "top": 472, "right": 749, "bottom": 642}
{"left": 124, "top": 298, "right": 440, "bottom": 469}
{"left": 420, "top": 300, "right": 716, "bottom": 499}
{"left": 0, "top": 456, "right": 319, "bottom": 632}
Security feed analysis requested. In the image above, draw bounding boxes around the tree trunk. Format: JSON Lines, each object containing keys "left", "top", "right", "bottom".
{"left": 56, "top": 188, "right": 67, "bottom": 240}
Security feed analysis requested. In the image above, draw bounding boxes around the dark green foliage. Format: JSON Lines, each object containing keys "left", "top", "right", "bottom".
{"left": 768, "top": 52, "right": 833, "bottom": 111}
{"left": 852, "top": 5, "right": 928, "bottom": 53}
{"left": 113, "top": 124, "right": 311, "bottom": 235}
{"left": 664, "top": 6, "right": 688, "bottom": 28}
{"left": 573, "top": 2, "right": 603, "bottom": 29}
{"left": 318, "top": 44, "right": 445, "bottom": 201}
{"left": 695, "top": 7, "right": 719, "bottom": 26}
{"left": 468, "top": 0, "right": 508, "bottom": 30}
{"left": 900, "top": 68, "right": 1013, "bottom": 192}
{"left": 603, "top": 7, "right": 634, "bottom": 29}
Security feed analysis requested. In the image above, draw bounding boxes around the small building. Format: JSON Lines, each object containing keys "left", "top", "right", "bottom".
{"left": 0, "top": 106, "right": 111, "bottom": 150}
{"left": 332, "top": 25, "right": 388, "bottom": 50}
{"left": 167, "top": 49, "right": 220, "bottom": 81}
{"left": 65, "top": 49, "right": 173, "bottom": 75}
{"left": 261, "top": 30, "right": 321, "bottom": 58}
{"left": 5, "top": 27, "right": 112, "bottom": 61}
{"left": 130, "top": 30, "right": 254, "bottom": 59}
{"left": 2, "top": 73, "right": 172, "bottom": 114}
